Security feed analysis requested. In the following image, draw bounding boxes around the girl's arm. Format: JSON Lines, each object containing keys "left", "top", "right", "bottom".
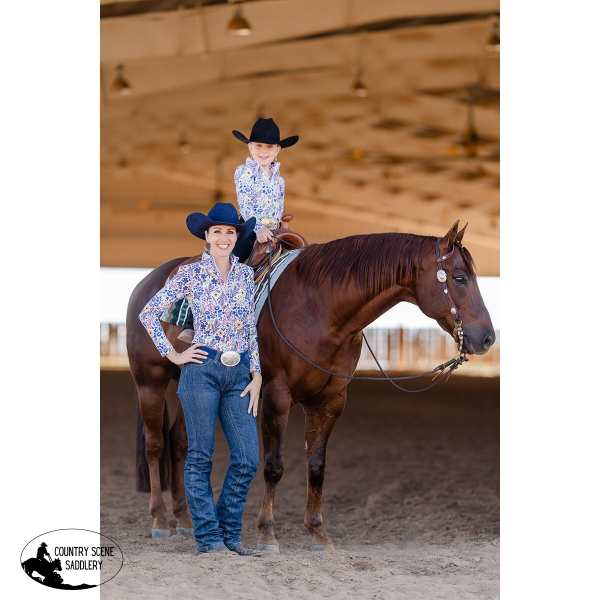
{"left": 235, "top": 164, "right": 266, "bottom": 234}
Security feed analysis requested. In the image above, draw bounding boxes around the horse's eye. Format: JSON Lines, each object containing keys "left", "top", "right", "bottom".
{"left": 453, "top": 276, "right": 468, "bottom": 285}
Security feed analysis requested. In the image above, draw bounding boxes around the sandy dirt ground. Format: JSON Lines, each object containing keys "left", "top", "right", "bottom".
{"left": 100, "top": 371, "right": 499, "bottom": 599}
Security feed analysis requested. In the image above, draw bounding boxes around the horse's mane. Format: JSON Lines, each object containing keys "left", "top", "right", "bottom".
{"left": 294, "top": 233, "right": 477, "bottom": 296}
{"left": 294, "top": 233, "right": 432, "bottom": 295}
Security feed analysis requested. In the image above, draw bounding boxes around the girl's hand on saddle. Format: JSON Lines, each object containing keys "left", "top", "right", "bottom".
{"left": 241, "top": 372, "right": 262, "bottom": 417}
{"left": 256, "top": 227, "right": 274, "bottom": 244}
{"left": 166, "top": 343, "right": 209, "bottom": 366}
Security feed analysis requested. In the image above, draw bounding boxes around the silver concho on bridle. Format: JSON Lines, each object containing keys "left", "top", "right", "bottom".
{"left": 436, "top": 269, "right": 447, "bottom": 283}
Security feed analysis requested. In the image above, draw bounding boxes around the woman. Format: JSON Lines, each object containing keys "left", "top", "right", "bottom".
{"left": 139, "top": 202, "right": 262, "bottom": 556}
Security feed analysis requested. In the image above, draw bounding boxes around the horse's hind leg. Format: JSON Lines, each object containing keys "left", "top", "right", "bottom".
{"left": 170, "top": 401, "right": 193, "bottom": 535}
{"left": 257, "top": 381, "right": 292, "bottom": 552}
{"left": 138, "top": 382, "right": 171, "bottom": 537}
{"left": 303, "top": 390, "right": 346, "bottom": 551}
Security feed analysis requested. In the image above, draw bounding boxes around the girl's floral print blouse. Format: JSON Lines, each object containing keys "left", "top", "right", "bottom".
{"left": 139, "top": 252, "right": 261, "bottom": 373}
{"left": 235, "top": 157, "right": 285, "bottom": 232}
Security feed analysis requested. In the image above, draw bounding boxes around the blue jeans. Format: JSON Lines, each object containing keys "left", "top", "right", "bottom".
{"left": 177, "top": 353, "right": 259, "bottom": 552}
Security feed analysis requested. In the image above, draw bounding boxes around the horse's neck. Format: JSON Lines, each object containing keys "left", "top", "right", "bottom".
{"left": 328, "top": 281, "right": 417, "bottom": 336}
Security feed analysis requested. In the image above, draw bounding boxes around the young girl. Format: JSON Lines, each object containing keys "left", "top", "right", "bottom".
{"left": 231, "top": 116, "right": 299, "bottom": 261}
{"left": 139, "top": 202, "right": 262, "bottom": 556}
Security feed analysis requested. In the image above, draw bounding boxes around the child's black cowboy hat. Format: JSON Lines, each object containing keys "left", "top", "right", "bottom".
{"left": 232, "top": 117, "right": 299, "bottom": 148}
{"left": 186, "top": 203, "right": 256, "bottom": 241}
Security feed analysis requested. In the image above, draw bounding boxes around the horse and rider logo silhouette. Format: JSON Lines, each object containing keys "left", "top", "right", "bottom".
{"left": 21, "top": 542, "right": 94, "bottom": 590}
{"left": 21, "top": 542, "right": 66, "bottom": 588}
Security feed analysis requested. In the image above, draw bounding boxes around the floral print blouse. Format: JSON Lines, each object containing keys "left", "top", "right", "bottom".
{"left": 234, "top": 157, "right": 285, "bottom": 232}
{"left": 139, "top": 252, "right": 261, "bottom": 373}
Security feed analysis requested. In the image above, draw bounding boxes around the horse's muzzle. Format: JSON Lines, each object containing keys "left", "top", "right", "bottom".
{"left": 463, "top": 329, "right": 495, "bottom": 355}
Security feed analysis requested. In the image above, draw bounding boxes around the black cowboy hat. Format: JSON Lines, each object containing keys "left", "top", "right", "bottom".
{"left": 186, "top": 202, "right": 256, "bottom": 241}
{"left": 232, "top": 117, "right": 299, "bottom": 148}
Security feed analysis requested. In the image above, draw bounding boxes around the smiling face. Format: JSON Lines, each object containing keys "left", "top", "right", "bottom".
{"left": 205, "top": 224, "right": 239, "bottom": 258}
{"left": 248, "top": 142, "right": 280, "bottom": 168}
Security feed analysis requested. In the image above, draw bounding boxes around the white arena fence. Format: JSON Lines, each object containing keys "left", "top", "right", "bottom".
{"left": 101, "top": 324, "right": 499, "bottom": 376}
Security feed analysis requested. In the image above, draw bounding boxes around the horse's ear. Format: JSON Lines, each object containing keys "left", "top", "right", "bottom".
{"left": 456, "top": 222, "right": 468, "bottom": 244}
{"left": 440, "top": 220, "right": 460, "bottom": 252}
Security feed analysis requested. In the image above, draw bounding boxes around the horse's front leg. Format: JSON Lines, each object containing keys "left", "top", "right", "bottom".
{"left": 138, "top": 383, "right": 171, "bottom": 537}
{"left": 257, "top": 380, "right": 292, "bottom": 552}
{"left": 303, "top": 390, "right": 347, "bottom": 551}
{"left": 170, "top": 400, "right": 193, "bottom": 535}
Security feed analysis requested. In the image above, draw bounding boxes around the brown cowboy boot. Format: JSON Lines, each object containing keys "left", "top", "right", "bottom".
{"left": 177, "top": 329, "right": 195, "bottom": 343}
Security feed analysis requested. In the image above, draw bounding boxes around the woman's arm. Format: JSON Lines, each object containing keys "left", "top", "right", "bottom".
{"left": 239, "top": 266, "right": 262, "bottom": 416}
{"left": 139, "top": 265, "right": 193, "bottom": 357}
{"left": 242, "top": 268, "right": 261, "bottom": 374}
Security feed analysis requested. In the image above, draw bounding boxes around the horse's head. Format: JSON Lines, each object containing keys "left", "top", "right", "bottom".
{"left": 414, "top": 221, "right": 495, "bottom": 355}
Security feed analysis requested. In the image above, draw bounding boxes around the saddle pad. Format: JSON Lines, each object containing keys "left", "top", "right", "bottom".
{"left": 253, "top": 249, "right": 301, "bottom": 320}
{"left": 159, "top": 249, "right": 302, "bottom": 326}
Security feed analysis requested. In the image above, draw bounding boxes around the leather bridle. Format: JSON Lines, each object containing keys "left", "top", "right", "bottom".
{"left": 435, "top": 238, "right": 465, "bottom": 355}
{"left": 262, "top": 236, "right": 469, "bottom": 392}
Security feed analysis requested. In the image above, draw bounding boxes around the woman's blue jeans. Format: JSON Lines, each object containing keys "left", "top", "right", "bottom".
{"left": 177, "top": 354, "right": 259, "bottom": 552}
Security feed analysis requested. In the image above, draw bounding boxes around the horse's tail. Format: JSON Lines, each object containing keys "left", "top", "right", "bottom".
{"left": 135, "top": 400, "right": 172, "bottom": 493}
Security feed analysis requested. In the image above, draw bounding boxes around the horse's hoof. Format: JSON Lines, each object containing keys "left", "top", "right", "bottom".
{"left": 176, "top": 527, "right": 194, "bottom": 537}
{"left": 311, "top": 543, "right": 335, "bottom": 551}
{"left": 151, "top": 528, "right": 171, "bottom": 538}
{"left": 256, "top": 543, "right": 280, "bottom": 553}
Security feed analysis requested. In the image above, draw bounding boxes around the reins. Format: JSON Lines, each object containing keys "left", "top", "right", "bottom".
{"left": 261, "top": 236, "right": 469, "bottom": 392}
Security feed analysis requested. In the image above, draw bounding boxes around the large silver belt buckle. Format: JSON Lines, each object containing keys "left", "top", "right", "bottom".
{"left": 220, "top": 351, "right": 241, "bottom": 367}
{"left": 260, "top": 217, "right": 280, "bottom": 230}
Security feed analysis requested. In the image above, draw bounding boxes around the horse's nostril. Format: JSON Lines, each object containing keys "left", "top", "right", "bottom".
{"left": 482, "top": 332, "right": 495, "bottom": 350}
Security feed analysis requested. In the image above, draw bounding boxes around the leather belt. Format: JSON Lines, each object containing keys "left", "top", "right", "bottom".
{"left": 201, "top": 346, "right": 249, "bottom": 367}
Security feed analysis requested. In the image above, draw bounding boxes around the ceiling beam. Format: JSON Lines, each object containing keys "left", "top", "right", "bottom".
{"left": 101, "top": 0, "right": 500, "bottom": 63}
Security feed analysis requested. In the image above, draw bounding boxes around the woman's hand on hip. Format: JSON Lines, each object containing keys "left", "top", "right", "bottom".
{"left": 256, "top": 227, "right": 274, "bottom": 244}
{"left": 241, "top": 372, "right": 262, "bottom": 417}
{"left": 166, "top": 343, "right": 209, "bottom": 366}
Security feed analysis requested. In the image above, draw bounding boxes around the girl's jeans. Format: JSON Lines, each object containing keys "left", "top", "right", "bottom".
{"left": 177, "top": 354, "right": 259, "bottom": 552}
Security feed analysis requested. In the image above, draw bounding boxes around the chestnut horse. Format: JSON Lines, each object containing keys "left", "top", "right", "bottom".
{"left": 126, "top": 221, "right": 495, "bottom": 548}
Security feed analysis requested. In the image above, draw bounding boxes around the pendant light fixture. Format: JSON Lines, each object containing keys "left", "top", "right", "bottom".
{"left": 178, "top": 131, "right": 192, "bottom": 154}
{"left": 350, "top": 68, "right": 369, "bottom": 97}
{"left": 350, "top": 32, "right": 369, "bottom": 97}
{"left": 226, "top": 1, "right": 252, "bottom": 36}
{"left": 111, "top": 64, "right": 131, "bottom": 95}
{"left": 463, "top": 87, "right": 479, "bottom": 158}
{"left": 485, "top": 17, "right": 500, "bottom": 52}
